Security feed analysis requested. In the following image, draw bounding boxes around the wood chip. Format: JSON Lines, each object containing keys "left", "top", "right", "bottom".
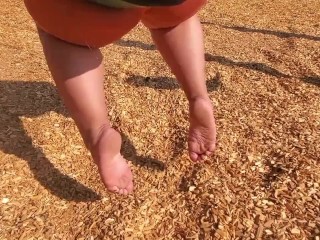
{"left": 1, "top": 1, "right": 320, "bottom": 240}
{"left": 265, "top": 229, "right": 273, "bottom": 235}
{"left": 291, "top": 228, "right": 301, "bottom": 235}
{"left": 2, "top": 198, "right": 9, "bottom": 204}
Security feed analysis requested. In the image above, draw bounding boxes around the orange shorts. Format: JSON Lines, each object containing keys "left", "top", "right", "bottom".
{"left": 24, "top": 0, "right": 206, "bottom": 48}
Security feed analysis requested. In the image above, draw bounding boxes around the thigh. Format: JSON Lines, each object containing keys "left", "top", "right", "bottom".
{"left": 141, "top": 0, "right": 206, "bottom": 29}
{"left": 24, "top": 0, "right": 144, "bottom": 48}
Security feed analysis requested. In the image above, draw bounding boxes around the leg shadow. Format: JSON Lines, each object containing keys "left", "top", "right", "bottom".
{"left": 221, "top": 25, "right": 320, "bottom": 42}
{"left": 301, "top": 75, "right": 320, "bottom": 87}
{"left": 115, "top": 39, "right": 156, "bottom": 51}
{"left": 205, "top": 53, "right": 291, "bottom": 78}
{"left": 201, "top": 22, "right": 320, "bottom": 42}
{"left": 206, "top": 53, "right": 320, "bottom": 87}
{"left": 0, "top": 81, "right": 100, "bottom": 202}
{"left": 126, "top": 75, "right": 221, "bottom": 92}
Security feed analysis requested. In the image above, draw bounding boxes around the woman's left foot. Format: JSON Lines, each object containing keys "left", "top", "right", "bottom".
{"left": 188, "top": 97, "right": 217, "bottom": 162}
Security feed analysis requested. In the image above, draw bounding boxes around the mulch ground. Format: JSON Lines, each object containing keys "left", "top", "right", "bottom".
{"left": 0, "top": 0, "right": 319, "bottom": 239}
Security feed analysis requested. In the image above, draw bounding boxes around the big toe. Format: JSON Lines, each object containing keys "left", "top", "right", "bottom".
{"left": 190, "top": 151, "right": 199, "bottom": 162}
{"left": 126, "top": 181, "right": 134, "bottom": 194}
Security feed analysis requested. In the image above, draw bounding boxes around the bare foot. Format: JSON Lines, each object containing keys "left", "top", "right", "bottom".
{"left": 89, "top": 126, "right": 133, "bottom": 195}
{"left": 188, "top": 97, "right": 217, "bottom": 162}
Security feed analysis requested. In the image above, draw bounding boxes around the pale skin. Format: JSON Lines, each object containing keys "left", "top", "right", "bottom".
{"left": 38, "top": 15, "right": 216, "bottom": 195}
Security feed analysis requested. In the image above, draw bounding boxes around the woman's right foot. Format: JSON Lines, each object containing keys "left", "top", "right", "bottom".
{"left": 89, "top": 126, "right": 133, "bottom": 195}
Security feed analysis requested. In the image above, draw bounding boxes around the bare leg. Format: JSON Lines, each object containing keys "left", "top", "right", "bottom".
{"left": 38, "top": 29, "right": 133, "bottom": 194}
{"left": 150, "top": 15, "right": 216, "bottom": 162}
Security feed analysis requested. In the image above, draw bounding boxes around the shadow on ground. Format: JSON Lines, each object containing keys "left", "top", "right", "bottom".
{"left": 126, "top": 75, "right": 221, "bottom": 92}
{"left": 201, "top": 22, "right": 320, "bottom": 42}
{"left": 0, "top": 81, "right": 99, "bottom": 202}
{"left": 115, "top": 39, "right": 157, "bottom": 51}
{"left": 0, "top": 80, "right": 164, "bottom": 202}
{"left": 121, "top": 134, "right": 166, "bottom": 171}
{"left": 205, "top": 53, "right": 319, "bottom": 87}
{"left": 205, "top": 53, "right": 291, "bottom": 78}
{"left": 116, "top": 38, "right": 319, "bottom": 87}
{"left": 301, "top": 76, "right": 320, "bottom": 87}
{"left": 221, "top": 25, "right": 320, "bottom": 42}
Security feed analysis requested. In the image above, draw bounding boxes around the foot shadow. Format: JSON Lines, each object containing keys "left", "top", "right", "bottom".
{"left": 0, "top": 80, "right": 100, "bottom": 202}
{"left": 126, "top": 75, "right": 221, "bottom": 92}
{"left": 261, "top": 150, "right": 303, "bottom": 192}
{"left": 262, "top": 160, "right": 286, "bottom": 190}
{"left": 120, "top": 134, "right": 166, "bottom": 171}
{"left": 178, "top": 165, "right": 200, "bottom": 192}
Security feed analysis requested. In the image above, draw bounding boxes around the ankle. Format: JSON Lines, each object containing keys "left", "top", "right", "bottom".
{"left": 188, "top": 95, "right": 211, "bottom": 104}
{"left": 82, "top": 123, "right": 112, "bottom": 150}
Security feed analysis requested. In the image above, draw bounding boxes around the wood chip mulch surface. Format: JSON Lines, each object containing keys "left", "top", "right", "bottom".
{"left": 0, "top": 0, "right": 319, "bottom": 239}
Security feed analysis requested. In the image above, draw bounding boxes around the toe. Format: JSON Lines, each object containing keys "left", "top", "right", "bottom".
{"left": 110, "top": 186, "right": 119, "bottom": 193}
{"left": 208, "top": 143, "right": 216, "bottom": 152}
{"left": 119, "top": 189, "right": 124, "bottom": 195}
{"left": 127, "top": 182, "right": 134, "bottom": 194}
{"left": 205, "top": 150, "right": 213, "bottom": 156}
{"left": 189, "top": 152, "right": 199, "bottom": 162}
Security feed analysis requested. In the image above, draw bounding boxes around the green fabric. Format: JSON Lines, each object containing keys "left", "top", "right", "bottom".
{"left": 90, "top": 0, "right": 138, "bottom": 8}
{"left": 90, "top": 0, "right": 185, "bottom": 8}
